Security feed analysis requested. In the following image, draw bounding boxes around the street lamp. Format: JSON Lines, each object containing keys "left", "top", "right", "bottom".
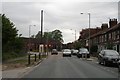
{"left": 70, "top": 29, "right": 77, "bottom": 49}
{"left": 70, "top": 29, "right": 76, "bottom": 41}
{"left": 80, "top": 12, "right": 91, "bottom": 53}
{"left": 28, "top": 25, "right": 36, "bottom": 64}
{"left": 29, "top": 25, "right": 36, "bottom": 53}
{"left": 45, "top": 29, "right": 49, "bottom": 56}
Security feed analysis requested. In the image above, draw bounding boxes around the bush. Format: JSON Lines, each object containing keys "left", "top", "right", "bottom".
{"left": 2, "top": 52, "right": 26, "bottom": 61}
{"left": 90, "top": 45, "right": 98, "bottom": 53}
{"left": 90, "top": 45, "right": 98, "bottom": 57}
{"left": 2, "top": 14, "right": 25, "bottom": 61}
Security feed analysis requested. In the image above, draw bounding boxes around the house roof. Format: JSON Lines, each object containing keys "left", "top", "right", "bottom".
{"left": 90, "top": 22, "right": 120, "bottom": 39}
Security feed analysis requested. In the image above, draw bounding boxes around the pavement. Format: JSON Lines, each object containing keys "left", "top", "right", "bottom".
{"left": 2, "top": 67, "right": 31, "bottom": 78}
{"left": 2, "top": 51, "right": 49, "bottom": 78}
{"left": 0, "top": 64, "right": 2, "bottom": 79}
{"left": 2, "top": 57, "right": 44, "bottom": 78}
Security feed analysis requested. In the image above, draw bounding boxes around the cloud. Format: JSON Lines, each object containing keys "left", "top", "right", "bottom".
{"left": 2, "top": 1, "right": 118, "bottom": 43}
{"left": 118, "top": 1, "right": 120, "bottom": 22}
{"left": 2, "top": 0, "right": 120, "bottom": 2}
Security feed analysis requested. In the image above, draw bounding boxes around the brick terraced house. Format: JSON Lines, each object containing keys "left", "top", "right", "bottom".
{"left": 89, "top": 19, "right": 120, "bottom": 53}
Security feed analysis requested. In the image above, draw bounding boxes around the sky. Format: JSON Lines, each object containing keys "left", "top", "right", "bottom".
{"left": 1, "top": 0, "right": 119, "bottom": 43}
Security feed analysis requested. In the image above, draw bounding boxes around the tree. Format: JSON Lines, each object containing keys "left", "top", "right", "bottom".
{"left": 51, "top": 30, "right": 63, "bottom": 43}
{"left": 2, "top": 14, "right": 24, "bottom": 61}
{"left": 35, "top": 29, "right": 63, "bottom": 43}
{"left": 31, "top": 35, "right": 35, "bottom": 38}
{"left": 90, "top": 45, "right": 98, "bottom": 53}
{"left": 106, "top": 42, "right": 114, "bottom": 49}
{"left": 35, "top": 29, "right": 63, "bottom": 51}
{"left": 35, "top": 31, "right": 41, "bottom": 39}
{"left": 2, "top": 14, "right": 18, "bottom": 52}
{"left": 43, "top": 32, "right": 52, "bottom": 40}
{"left": 74, "top": 41, "right": 82, "bottom": 50}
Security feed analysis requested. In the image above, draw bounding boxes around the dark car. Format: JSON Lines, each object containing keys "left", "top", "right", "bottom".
{"left": 77, "top": 48, "right": 90, "bottom": 58}
{"left": 51, "top": 49, "right": 58, "bottom": 55}
{"left": 118, "top": 60, "right": 120, "bottom": 72}
{"left": 98, "top": 50, "right": 119, "bottom": 66}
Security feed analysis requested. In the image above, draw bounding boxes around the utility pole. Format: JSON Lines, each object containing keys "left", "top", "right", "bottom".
{"left": 41, "top": 10, "right": 43, "bottom": 43}
{"left": 88, "top": 13, "right": 91, "bottom": 54}
{"left": 70, "top": 29, "right": 76, "bottom": 41}
{"left": 73, "top": 30, "right": 76, "bottom": 41}
{"left": 45, "top": 29, "right": 49, "bottom": 56}
{"left": 39, "top": 10, "right": 44, "bottom": 59}
{"left": 80, "top": 12, "right": 91, "bottom": 60}
{"left": 28, "top": 25, "right": 36, "bottom": 64}
{"left": 80, "top": 12, "right": 91, "bottom": 53}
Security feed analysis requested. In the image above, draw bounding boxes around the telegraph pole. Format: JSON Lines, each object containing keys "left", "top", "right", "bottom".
{"left": 39, "top": 10, "right": 44, "bottom": 59}
{"left": 75, "top": 30, "right": 76, "bottom": 41}
{"left": 88, "top": 13, "right": 91, "bottom": 54}
{"left": 41, "top": 10, "right": 43, "bottom": 42}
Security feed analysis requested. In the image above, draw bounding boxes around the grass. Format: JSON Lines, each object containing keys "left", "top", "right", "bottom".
{"left": 3, "top": 59, "right": 37, "bottom": 70}
{"left": 2, "top": 52, "right": 27, "bottom": 61}
{"left": 2, "top": 54, "right": 47, "bottom": 70}
{"left": 30, "top": 54, "right": 47, "bottom": 59}
{"left": 2, "top": 51, "right": 48, "bottom": 70}
{"left": 13, "top": 59, "right": 27, "bottom": 64}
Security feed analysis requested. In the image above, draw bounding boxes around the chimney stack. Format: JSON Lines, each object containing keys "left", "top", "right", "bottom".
{"left": 101, "top": 23, "right": 108, "bottom": 30}
{"left": 109, "top": 18, "right": 117, "bottom": 28}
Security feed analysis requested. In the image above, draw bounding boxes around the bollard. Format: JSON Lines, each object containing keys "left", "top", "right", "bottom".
{"left": 39, "top": 53, "right": 41, "bottom": 59}
{"left": 35, "top": 54, "right": 37, "bottom": 61}
{"left": 85, "top": 54, "right": 87, "bottom": 60}
{"left": 47, "top": 52, "right": 48, "bottom": 56}
{"left": 82, "top": 54, "right": 84, "bottom": 59}
{"left": 28, "top": 54, "right": 31, "bottom": 65}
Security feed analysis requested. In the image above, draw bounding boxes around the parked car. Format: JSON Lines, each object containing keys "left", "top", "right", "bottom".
{"left": 118, "top": 60, "right": 120, "bottom": 72}
{"left": 77, "top": 48, "right": 90, "bottom": 58}
{"left": 62, "top": 49, "right": 71, "bottom": 57}
{"left": 51, "top": 49, "right": 58, "bottom": 55}
{"left": 98, "top": 50, "right": 119, "bottom": 66}
{"left": 71, "top": 49, "right": 78, "bottom": 55}
{"left": 71, "top": 49, "right": 74, "bottom": 54}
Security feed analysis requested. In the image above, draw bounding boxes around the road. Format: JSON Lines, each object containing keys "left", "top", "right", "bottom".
{"left": 23, "top": 52, "right": 119, "bottom": 78}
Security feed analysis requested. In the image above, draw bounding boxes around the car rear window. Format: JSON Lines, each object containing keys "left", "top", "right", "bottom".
{"left": 64, "top": 49, "right": 71, "bottom": 52}
{"left": 80, "top": 49, "right": 88, "bottom": 52}
{"left": 105, "top": 50, "right": 119, "bottom": 56}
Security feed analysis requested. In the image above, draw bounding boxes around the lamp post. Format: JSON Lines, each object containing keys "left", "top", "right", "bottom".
{"left": 70, "top": 29, "right": 77, "bottom": 49}
{"left": 80, "top": 13, "right": 91, "bottom": 53}
{"left": 29, "top": 25, "right": 36, "bottom": 53}
{"left": 70, "top": 29, "right": 76, "bottom": 41}
{"left": 28, "top": 25, "right": 36, "bottom": 64}
{"left": 45, "top": 29, "right": 49, "bottom": 56}
{"left": 80, "top": 12, "right": 91, "bottom": 57}
{"left": 41, "top": 10, "right": 43, "bottom": 43}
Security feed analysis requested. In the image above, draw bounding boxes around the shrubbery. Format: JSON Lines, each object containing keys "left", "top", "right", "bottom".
{"left": 2, "top": 14, "right": 25, "bottom": 61}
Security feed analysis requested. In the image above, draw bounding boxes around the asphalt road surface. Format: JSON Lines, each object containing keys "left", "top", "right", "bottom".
{"left": 23, "top": 52, "right": 119, "bottom": 78}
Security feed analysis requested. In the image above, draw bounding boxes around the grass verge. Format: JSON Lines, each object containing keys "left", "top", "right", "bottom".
{"left": 2, "top": 54, "right": 48, "bottom": 71}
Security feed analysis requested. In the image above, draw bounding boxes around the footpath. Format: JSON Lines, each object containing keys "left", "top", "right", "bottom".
{"left": 2, "top": 59, "right": 43, "bottom": 78}
{"left": 0, "top": 64, "right": 2, "bottom": 79}
{"left": 2, "top": 52, "right": 49, "bottom": 78}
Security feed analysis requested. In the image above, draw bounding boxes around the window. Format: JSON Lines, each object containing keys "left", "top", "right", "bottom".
{"left": 109, "top": 33, "right": 111, "bottom": 39}
{"left": 102, "top": 35, "right": 104, "bottom": 42}
{"left": 99, "top": 36, "right": 101, "bottom": 42}
{"left": 112, "top": 32, "right": 114, "bottom": 40}
{"left": 112, "top": 31, "right": 116, "bottom": 40}
{"left": 116, "top": 30, "right": 120, "bottom": 39}
{"left": 104, "top": 34, "right": 107, "bottom": 41}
